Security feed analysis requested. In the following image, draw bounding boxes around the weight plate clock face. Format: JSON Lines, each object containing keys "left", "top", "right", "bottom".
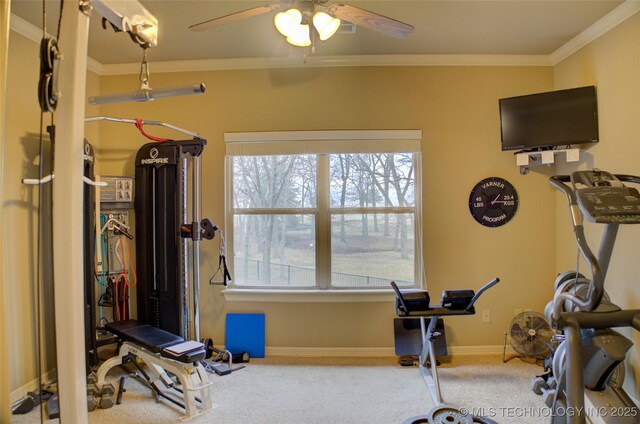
{"left": 469, "top": 177, "right": 518, "bottom": 227}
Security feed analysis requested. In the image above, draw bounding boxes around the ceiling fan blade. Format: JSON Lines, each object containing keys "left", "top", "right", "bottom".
{"left": 327, "top": 4, "right": 414, "bottom": 39}
{"left": 189, "top": 5, "right": 280, "bottom": 32}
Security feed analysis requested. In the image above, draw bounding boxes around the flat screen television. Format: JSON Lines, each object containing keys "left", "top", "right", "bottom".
{"left": 499, "top": 86, "right": 599, "bottom": 151}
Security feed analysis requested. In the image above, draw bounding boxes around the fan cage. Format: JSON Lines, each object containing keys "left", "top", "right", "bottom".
{"left": 507, "top": 311, "right": 555, "bottom": 357}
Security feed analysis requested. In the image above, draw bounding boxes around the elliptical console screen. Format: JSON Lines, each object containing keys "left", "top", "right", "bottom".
{"left": 572, "top": 171, "right": 640, "bottom": 224}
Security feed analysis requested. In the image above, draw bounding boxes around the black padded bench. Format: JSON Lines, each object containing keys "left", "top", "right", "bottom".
{"left": 106, "top": 320, "right": 206, "bottom": 363}
{"left": 391, "top": 280, "right": 499, "bottom": 318}
{"left": 97, "top": 320, "right": 213, "bottom": 419}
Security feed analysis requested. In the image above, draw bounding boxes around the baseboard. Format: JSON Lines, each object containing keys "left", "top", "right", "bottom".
{"left": 265, "top": 345, "right": 515, "bottom": 358}
{"left": 266, "top": 346, "right": 396, "bottom": 357}
{"left": 9, "top": 369, "right": 57, "bottom": 406}
{"left": 450, "top": 345, "right": 515, "bottom": 356}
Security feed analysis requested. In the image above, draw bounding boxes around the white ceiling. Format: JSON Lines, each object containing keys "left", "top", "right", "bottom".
{"left": 10, "top": 0, "right": 626, "bottom": 65}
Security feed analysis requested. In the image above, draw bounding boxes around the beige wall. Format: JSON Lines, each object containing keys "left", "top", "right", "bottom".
{"left": 3, "top": 30, "right": 100, "bottom": 396}
{"left": 98, "top": 65, "right": 556, "bottom": 350}
{"left": 553, "top": 12, "right": 640, "bottom": 401}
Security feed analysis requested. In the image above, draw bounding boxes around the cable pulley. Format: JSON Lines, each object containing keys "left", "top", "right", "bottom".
{"left": 38, "top": 37, "right": 62, "bottom": 113}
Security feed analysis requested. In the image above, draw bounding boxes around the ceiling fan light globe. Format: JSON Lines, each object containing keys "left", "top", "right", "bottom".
{"left": 313, "top": 12, "right": 341, "bottom": 41}
{"left": 286, "top": 24, "right": 311, "bottom": 47}
{"left": 274, "top": 8, "right": 302, "bottom": 37}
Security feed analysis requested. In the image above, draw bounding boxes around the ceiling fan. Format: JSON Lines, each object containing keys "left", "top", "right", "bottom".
{"left": 189, "top": 1, "right": 414, "bottom": 47}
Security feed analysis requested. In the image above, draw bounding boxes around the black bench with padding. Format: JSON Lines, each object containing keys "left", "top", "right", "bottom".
{"left": 97, "top": 320, "right": 213, "bottom": 419}
{"left": 390, "top": 280, "right": 499, "bottom": 318}
{"left": 106, "top": 320, "right": 206, "bottom": 363}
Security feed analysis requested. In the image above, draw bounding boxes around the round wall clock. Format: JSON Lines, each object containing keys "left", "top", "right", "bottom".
{"left": 469, "top": 177, "right": 519, "bottom": 227}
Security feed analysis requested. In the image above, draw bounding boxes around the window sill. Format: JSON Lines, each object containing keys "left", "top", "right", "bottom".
{"left": 221, "top": 288, "right": 397, "bottom": 303}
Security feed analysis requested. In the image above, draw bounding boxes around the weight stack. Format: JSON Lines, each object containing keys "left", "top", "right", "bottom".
{"left": 134, "top": 139, "right": 206, "bottom": 337}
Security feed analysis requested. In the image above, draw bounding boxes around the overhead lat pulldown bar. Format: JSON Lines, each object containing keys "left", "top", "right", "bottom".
{"left": 84, "top": 116, "right": 200, "bottom": 138}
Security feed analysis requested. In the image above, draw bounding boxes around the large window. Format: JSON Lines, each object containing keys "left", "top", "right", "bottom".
{"left": 225, "top": 131, "right": 422, "bottom": 290}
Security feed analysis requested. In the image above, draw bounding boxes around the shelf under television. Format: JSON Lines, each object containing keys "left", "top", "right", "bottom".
{"left": 515, "top": 148, "right": 580, "bottom": 175}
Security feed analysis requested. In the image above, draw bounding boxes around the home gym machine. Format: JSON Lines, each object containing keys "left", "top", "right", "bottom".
{"left": 392, "top": 278, "right": 500, "bottom": 424}
{"left": 87, "top": 118, "right": 219, "bottom": 419}
{"left": 134, "top": 138, "right": 216, "bottom": 340}
{"left": 537, "top": 170, "right": 640, "bottom": 424}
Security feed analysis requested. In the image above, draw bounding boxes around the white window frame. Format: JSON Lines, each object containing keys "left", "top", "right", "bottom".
{"left": 223, "top": 130, "right": 423, "bottom": 302}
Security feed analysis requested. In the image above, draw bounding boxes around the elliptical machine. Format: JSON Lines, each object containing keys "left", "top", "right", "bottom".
{"left": 543, "top": 170, "right": 640, "bottom": 424}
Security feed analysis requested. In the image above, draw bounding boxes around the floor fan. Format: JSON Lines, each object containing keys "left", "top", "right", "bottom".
{"left": 503, "top": 311, "right": 555, "bottom": 362}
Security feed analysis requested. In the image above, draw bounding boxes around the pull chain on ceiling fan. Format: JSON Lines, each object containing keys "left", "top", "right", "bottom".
{"left": 189, "top": 1, "right": 414, "bottom": 47}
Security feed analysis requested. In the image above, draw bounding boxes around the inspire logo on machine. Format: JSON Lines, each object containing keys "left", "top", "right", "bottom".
{"left": 141, "top": 147, "right": 169, "bottom": 165}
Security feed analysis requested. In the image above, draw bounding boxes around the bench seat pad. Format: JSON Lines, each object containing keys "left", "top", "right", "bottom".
{"left": 106, "top": 320, "right": 206, "bottom": 362}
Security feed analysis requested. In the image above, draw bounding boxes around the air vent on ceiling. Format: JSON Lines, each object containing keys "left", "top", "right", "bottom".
{"left": 338, "top": 22, "right": 357, "bottom": 34}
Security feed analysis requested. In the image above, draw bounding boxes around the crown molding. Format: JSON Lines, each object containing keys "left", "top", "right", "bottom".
{"left": 550, "top": 0, "right": 640, "bottom": 66}
{"left": 10, "top": 13, "right": 103, "bottom": 75}
{"left": 9, "top": 13, "right": 44, "bottom": 44}
{"left": 99, "top": 54, "right": 551, "bottom": 76}
{"left": 86, "top": 57, "right": 104, "bottom": 75}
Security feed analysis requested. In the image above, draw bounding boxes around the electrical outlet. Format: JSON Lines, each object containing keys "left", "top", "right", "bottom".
{"left": 482, "top": 309, "right": 491, "bottom": 323}
{"left": 515, "top": 308, "right": 523, "bottom": 316}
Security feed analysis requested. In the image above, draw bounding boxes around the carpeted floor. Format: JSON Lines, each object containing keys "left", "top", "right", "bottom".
{"left": 13, "top": 355, "right": 548, "bottom": 424}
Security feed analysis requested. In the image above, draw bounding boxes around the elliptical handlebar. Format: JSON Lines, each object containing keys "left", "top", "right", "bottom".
{"left": 549, "top": 175, "right": 581, "bottom": 227}
{"left": 549, "top": 175, "right": 605, "bottom": 320}
{"left": 612, "top": 174, "right": 640, "bottom": 185}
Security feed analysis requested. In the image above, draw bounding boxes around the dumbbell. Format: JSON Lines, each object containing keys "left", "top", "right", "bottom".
{"left": 87, "top": 395, "right": 98, "bottom": 412}
{"left": 530, "top": 376, "right": 549, "bottom": 395}
{"left": 98, "top": 383, "right": 116, "bottom": 409}
{"left": 99, "top": 394, "right": 116, "bottom": 409}
{"left": 223, "top": 351, "right": 250, "bottom": 363}
{"left": 87, "top": 383, "right": 99, "bottom": 398}
{"left": 541, "top": 386, "right": 557, "bottom": 407}
{"left": 202, "top": 338, "right": 215, "bottom": 359}
{"left": 237, "top": 352, "right": 250, "bottom": 363}
{"left": 99, "top": 383, "right": 115, "bottom": 396}
{"left": 87, "top": 372, "right": 98, "bottom": 385}
{"left": 86, "top": 380, "right": 100, "bottom": 412}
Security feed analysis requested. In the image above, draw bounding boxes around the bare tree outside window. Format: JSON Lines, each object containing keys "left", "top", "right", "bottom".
{"left": 231, "top": 152, "right": 416, "bottom": 288}
{"left": 233, "top": 155, "right": 316, "bottom": 286}
{"left": 330, "top": 153, "right": 415, "bottom": 285}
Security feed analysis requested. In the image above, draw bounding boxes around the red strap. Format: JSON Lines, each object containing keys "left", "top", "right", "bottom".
{"left": 135, "top": 118, "right": 172, "bottom": 142}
